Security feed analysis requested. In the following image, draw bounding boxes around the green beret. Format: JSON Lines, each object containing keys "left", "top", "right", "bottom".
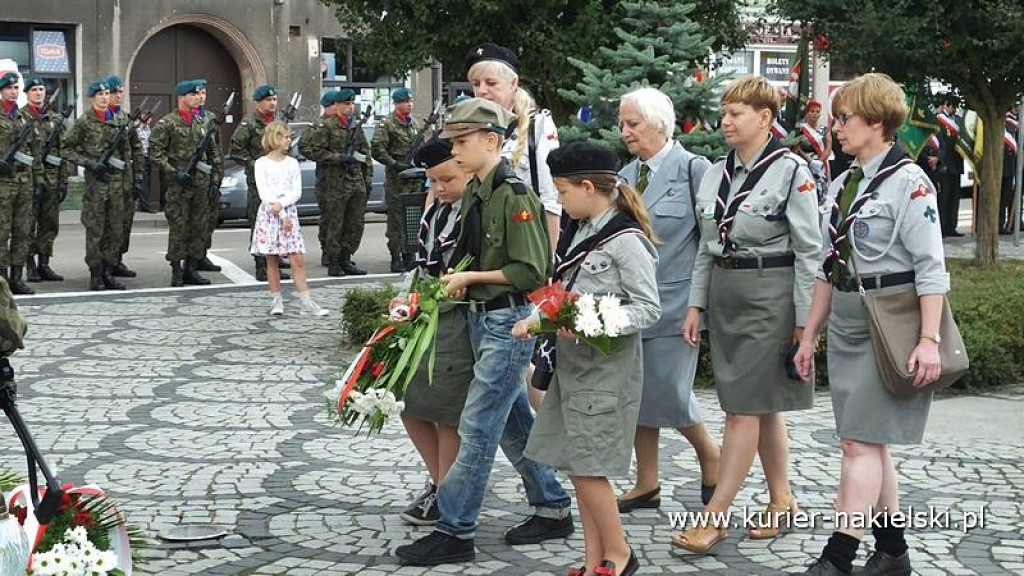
{"left": 191, "top": 78, "right": 207, "bottom": 90}
{"left": 0, "top": 72, "right": 20, "bottom": 90}
{"left": 320, "top": 91, "right": 335, "bottom": 106}
{"left": 335, "top": 88, "right": 356, "bottom": 103}
{"left": 440, "top": 98, "right": 514, "bottom": 139}
{"left": 24, "top": 77, "right": 46, "bottom": 90}
{"left": 87, "top": 79, "right": 110, "bottom": 97}
{"left": 392, "top": 88, "right": 413, "bottom": 103}
{"left": 175, "top": 80, "right": 200, "bottom": 96}
{"left": 106, "top": 75, "right": 124, "bottom": 91}
{"left": 252, "top": 84, "right": 277, "bottom": 101}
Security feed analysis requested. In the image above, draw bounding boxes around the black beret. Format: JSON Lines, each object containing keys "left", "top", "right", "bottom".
{"left": 464, "top": 42, "right": 519, "bottom": 75}
{"left": 413, "top": 137, "right": 454, "bottom": 169}
{"left": 546, "top": 141, "right": 619, "bottom": 178}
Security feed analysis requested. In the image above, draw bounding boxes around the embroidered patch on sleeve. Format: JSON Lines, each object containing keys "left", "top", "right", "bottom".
{"left": 924, "top": 206, "right": 937, "bottom": 223}
{"left": 512, "top": 209, "right": 533, "bottom": 222}
{"left": 910, "top": 184, "right": 933, "bottom": 200}
{"left": 798, "top": 179, "right": 816, "bottom": 194}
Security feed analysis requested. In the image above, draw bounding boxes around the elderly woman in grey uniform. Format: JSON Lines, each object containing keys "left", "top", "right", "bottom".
{"left": 787, "top": 74, "right": 948, "bottom": 576}
{"left": 515, "top": 141, "right": 659, "bottom": 576}
{"left": 674, "top": 75, "right": 822, "bottom": 554}
{"left": 615, "top": 87, "right": 722, "bottom": 514}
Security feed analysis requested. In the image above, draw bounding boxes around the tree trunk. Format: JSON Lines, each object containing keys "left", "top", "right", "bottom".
{"left": 974, "top": 106, "right": 1007, "bottom": 266}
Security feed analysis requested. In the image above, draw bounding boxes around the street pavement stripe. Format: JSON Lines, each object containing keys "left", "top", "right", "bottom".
{"left": 208, "top": 253, "right": 259, "bottom": 285}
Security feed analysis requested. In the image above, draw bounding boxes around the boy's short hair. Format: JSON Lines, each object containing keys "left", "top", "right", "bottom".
{"left": 721, "top": 75, "right": 780, "bottom": 118}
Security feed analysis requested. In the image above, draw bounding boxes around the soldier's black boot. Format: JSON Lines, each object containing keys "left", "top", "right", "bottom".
{"left": 37, "top": 256, "right": 64, "bottom": 282}
{"left": 101, "top": 264, "right": 126, "bottom": 290}
{"left": 390, "top": 251, "right": 404, "bottom": 273}
{"left": 183, "top": 258, "right": 211, "bottom": 286}
{"left": 327, "top": 256, "right": 345, "bottom": 277}
{"left": 255, "top": 256, "right": 267, "bottom": 282}
{"left": 89, "top": 266, "right": 104, "bottom": 291}
{"left": 170, "top": 262, "right": 184, "bottom": 287}
{"left": 340, "top": 253, "right": 367, "bottom": 276}
{"left": 197, "top": 255, "right": 221, "bottom": 272}
{"left": 26, "top": 256, "right": 41, "bottom": 283}
{"left": 110, "top": 258, "right": 137, "bottom": 278}
{"left": 8, "top": 266, "right": 35, "bottom": 295}
{"left": 320, "top": 247, "right": 328, "bottom": 267}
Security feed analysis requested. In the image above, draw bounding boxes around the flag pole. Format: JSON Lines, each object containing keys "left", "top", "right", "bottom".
{"left": 1014, "top": 99, "right": 1023, "bottom": 247}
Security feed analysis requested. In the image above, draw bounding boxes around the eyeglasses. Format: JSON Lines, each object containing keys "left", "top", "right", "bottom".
{"left": 835, "top": 112, "right": 859, "bottom": 126}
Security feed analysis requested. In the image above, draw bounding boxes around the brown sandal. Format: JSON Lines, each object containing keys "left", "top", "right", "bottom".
{"left": 671, "top": 526, "right": 728, "bottom": 554}
{"left": 747, "top": 496, "right": 799, "bottom": 540}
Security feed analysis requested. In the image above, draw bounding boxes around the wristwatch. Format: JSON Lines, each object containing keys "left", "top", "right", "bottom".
{"left": 920, "top": 333, "right": 941, "bottom": 344}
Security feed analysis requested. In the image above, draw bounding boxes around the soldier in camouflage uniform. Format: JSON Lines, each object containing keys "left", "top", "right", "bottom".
{"left": 0, "top": 72, "right": 35, "bottom": 295}
{"left": 21, "top": 77, "right": 65, "bottom": 284}
{"left": 371, "top": 87, "right": 421, "bottom": 272}
{"left": 61, "top": 79, "right": 129, "bottom": 291}
{"left": 229, "top": 84, "right": 288, "bottom": 282}
{"left": 149, "top": 80, "right": 221, "bottom": 287}
{"left": 194, "top": 79, "right": 225, "bottom": 273}
{"left": 106, "top": 75, "right": 144, "bottom": 279}
{"left": 299, "top": 88, "right": 371, "bottom": 276}
{"left": 306, "top": 90, "right": 337, "bottom": 266}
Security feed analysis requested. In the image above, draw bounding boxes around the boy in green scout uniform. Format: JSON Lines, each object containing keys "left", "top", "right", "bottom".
{"left": 396, "top": 97, "right": 572, "bottom": 567}
{"left": 22, "top": 77, "right": 66, "bottom": 285}
{"left": 106, "top": 75, "right": 145, "bottom": 279}
{"left": 371, "top": 87, "right": 420, "bottom": 272}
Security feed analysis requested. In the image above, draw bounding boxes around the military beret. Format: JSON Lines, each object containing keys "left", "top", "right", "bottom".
{"left": 24, "top": 77, "right": 46, "bottom": 90}
{"left": 464, "top": 42, "right": 519, "bottom": 75}
{"left": 86, "top": 79, "right": 110, "bottom": 97}
{"left": 392, "top": 88, "right": 413, "bottom": 102}
{"left": 0, "top": 72, "right": 20, "bottom": 90}
{"left": 106, "top": 75, "right": 124, "bottom": 91}
{"left": 319, "top": 91, "right": 335, "bottom": 106}
{"left": 453, "top": 94, "right": 472, "bottom": 104}
{"left": 175, "top": 80, "right": 201, "bottom": 96}
{"left": 413, "top": 137, "right": 454, "bottom": 169}
{"left": 191, "top": 78, "right": 207, "bottom": 90}
{"left": 334, "top": 88, "right": 357, "bottom": 103}
{"left": 440, "top": 97, "right": 514, "bottom": 139}
{"left": 546, "top": 141, "right": 619, "bottom": 178}
{"left": 252, "top": 84, "right": 277, "bottom": 101}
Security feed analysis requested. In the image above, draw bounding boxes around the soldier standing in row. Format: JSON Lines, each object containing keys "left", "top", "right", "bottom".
{"left": 300, "top": 88, "right": 370, "bottom": 276}
{"left": 149, "top": 80, "right": 219, "bottom": 287}
{"left": 307, "top": 91, "right": 336, "bottom": 266}
{"left": 371, "top": 87, "right": 420, "bottom": 272}
{"left": 0, "top": 72, "right": 35, "bottom": 295}
{"left": 106, "top": 75, "right": 144, "bottom": 279}
{"left": 61, "top": 79, "right": 128, "bottom": 291}
{"left": 194, "top": 79, "right": 225, "bottom": 273}
{"left": 22, "top": 77, "right": 65, "bottom": 284}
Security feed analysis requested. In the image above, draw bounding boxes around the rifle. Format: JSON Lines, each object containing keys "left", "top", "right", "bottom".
{"left": 280, "top": 92, "right": 301, "bottom": 123}
{"left": 39, "top": 89, "right": 74, "bottom": 169}
{"left": 82, "top": 96, "right": 151, "bottom": 192}
{"left": 400, "top": 99, "right": 445, "bottom": 182}
{"left": 0, "top": 90, "right": 59, "bottom": 171}
{"left": 184, "top": 91, "right": 235, "bottom": 182}
{"left": 344, "top": 105, "right": 373, "bottom": 165}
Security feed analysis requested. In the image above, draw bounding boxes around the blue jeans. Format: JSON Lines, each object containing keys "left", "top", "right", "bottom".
{"left": 436, "top": 304, "right": 572, "bottom": 538}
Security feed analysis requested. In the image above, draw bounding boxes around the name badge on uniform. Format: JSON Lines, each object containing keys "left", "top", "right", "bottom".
{"left": 13, "top": 151, "right": 34, "bottom": 166}
{"left": 701, "top": 205, "right": 715, "bottom": 220}
{"left": 196, "top": 161, "right": 212, "bottom": 175}
{"left": 45, "top": 154, "right": 62, "bottom": 167}
{"left": 108, "top": 157, "right": 126, "bottom": 171}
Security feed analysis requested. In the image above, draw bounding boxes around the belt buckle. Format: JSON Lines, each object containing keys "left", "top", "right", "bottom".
{"left": 837, "top": 277, "right": 858, "bottom": 293}
{"left": 720, "top": 256, "right": 738, "bottom": 269}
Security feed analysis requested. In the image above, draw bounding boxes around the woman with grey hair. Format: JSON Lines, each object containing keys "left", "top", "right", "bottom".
{"left": 615, "top": 86, "right": 722, "bottom": 514}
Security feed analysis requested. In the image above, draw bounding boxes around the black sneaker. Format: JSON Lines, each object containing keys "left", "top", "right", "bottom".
{"left": 395, "top": 530, "right": 475, "bottom": 566}
{"left": 790, "top": 558, "right": 851, "bottom": 576}
{"left": 504, "top": 513, "right": 574, "bottom": 545}
{"left": 852, "top": 550, "right": 911, "bottom": 576}
{"left": 400, "top": 484, "right": 439, "bottom": 526}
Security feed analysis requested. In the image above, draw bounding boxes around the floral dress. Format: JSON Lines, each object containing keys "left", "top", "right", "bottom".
{"left": 250, "top": 155, "right": 307, "bottom": 256}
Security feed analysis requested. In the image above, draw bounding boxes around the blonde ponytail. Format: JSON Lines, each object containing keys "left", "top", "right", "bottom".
{"left": 510, "top": 87, "right": 536, "bottom": 167}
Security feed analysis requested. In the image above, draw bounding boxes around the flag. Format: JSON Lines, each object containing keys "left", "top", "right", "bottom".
{"left": 936, "top": 111, "right": 959, "bottom": 135}
{"left": 897, "top": 84, "right": 940, "bottom": 160}
{"left": 772, "top": 119, "right": 789, "bottom": 140}
{"left": 1005, "top": 131, "right": 1018, "bottom": 155}
{"left": 783, "top": 35, "right": 811, "bottom": 130}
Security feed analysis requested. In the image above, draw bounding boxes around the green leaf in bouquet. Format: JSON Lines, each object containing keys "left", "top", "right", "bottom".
{"left": 406, "top": 307, "right": 439, "bottom": 389}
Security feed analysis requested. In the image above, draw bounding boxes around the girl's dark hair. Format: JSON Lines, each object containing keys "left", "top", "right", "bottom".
{"left": 562, "top": 174, "right": 659, "bottom": 243}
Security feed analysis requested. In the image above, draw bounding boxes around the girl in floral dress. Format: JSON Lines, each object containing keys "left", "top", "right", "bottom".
{"left": 250, "top": 122, "right": 328, "bottom": 316}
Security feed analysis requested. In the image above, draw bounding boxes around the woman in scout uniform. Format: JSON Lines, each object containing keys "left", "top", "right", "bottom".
{"left": 515, "top": 141, "right": 659, "bottom": 576}
{"left": 786, "top": 73, "right": 948, "bottom": 576}
{"left": 395, "top": 98, "right": 572, "bottom": 567}
{"left": 673, "top": 75, "right": 822, "bottom": 554}
{"left": 615, "top": 86, "right": 722, "bottom": 515}
{"left": 389, "top": 137, "right": 474, "bottom": 527}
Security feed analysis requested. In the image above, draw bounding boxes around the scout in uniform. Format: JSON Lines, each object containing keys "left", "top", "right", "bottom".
{"left": 515, "top": 141, "right": 661, "bottom": 576}
{"left": 788, "top": 73, "right": 949, "bottom": 576}
{"left": 149, "top": 80, "right": 219, "bottom": 287}
{"left": 396, "top": 98, "right": 572, "bottom": 567}
{"left": 62, "top": 79, "right": 129, "bottom": 291}
{"left": 106, "top": 75, "right": 144, "bottom": 279}
{"left": 390, "top": 137, "right": 474, "bottom": 526}
{"left": 194, "top": 78, "right": 225, "bottom": 273}
{"left": 22, "top": 77, "right": 65, "bottom": 284}
{"left": 0, "top": 71, "right": 35, "bottom": 295}
{"left": 674, "top": 75, "right": 822, "bottom": 554}
{"left": 371, "top": 87, "right": 421, "bottom": 272}
{"left": 230, "top": 84, "right": 288, "bottom": 281}
{"left": 298, "top": 88, "right": 370, "bottom": 277}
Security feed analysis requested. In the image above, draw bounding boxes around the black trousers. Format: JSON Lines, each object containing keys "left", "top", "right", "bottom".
{"left": 935, "top": 173, "right": 962, "bottom": 235}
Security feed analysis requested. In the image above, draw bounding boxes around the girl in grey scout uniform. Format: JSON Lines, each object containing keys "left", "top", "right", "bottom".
{"left": 675, "top": 75, "right": 822, "bottom": 554}
{"left": 389, "top": 137, "right": 474, "bottom": 527}
{"left": 514, "top": 141, "right": 659, "bottom": 576}
{"left": 787, "top": 73, "right": 948, "bottom": 576}
{"left": 616, "top": 87, "right": 722, "bottom": 516}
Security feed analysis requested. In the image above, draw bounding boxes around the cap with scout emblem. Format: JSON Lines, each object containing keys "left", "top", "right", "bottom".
{"left": 252, "top": 84, "right": 277, "bottom": 101}
{"left": 439, "top": 98, "right": 514, "bottom": 139}
{"left": 106, "top": 75, "right": 124, "bottom": 91}
{"left": 392, "top": 88, "right": 413, "bottom": 102}
{"left": 547, "top": 141, "right": 620, "bottom": 177}
{"left": 464, "top": 42, "right": 519, "bottom": 75}
{"left": 413, "top": 136, "right": 454, "bottom": 169}
{"left": 86, "top": 79, "right": 110, "bottom": 97}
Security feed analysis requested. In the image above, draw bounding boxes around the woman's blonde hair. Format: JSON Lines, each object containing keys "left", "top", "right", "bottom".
{"left": 721, "top": 75, "right": 780, "bottom": 118}
{"left": 467, "top": 60, "right": 536, "bottom": 167}
{"left": 561, "top": 174, "right": 659, "bottom": 243}
{"left": 261, "top": 121, "right": 290, "bottom": 154}
{"left": 830, "top": 73, "right": 907, "bottom": 140}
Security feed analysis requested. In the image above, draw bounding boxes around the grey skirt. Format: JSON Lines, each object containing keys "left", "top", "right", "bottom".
{"left": 828, "top": 289, "right": 932, "bottom": 445}
{"left": 707, "top": 265, "right": 814, "bottom": 414}
{"left": 637, "top": 336, "right": 703, "bottom": 428}
{"left": 525, "top": 332, "right": 643, "bottom": 477}
{"left": 401, "top": 306, "right": 474, "bottom": 427}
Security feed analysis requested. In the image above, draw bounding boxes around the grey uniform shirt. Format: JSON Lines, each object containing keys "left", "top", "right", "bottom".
{"left": 556, "top": 207, "right": 662, "bottom": 335}
{"left": 817, "top": 145, "right": 949, "bottom": 295}
{"left": 690, "top": 138, "right": 823, "bottom": 324}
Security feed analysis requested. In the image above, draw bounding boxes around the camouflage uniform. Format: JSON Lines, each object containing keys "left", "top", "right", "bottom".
{"left": 228, "top": 112, "right": 271, "bottom": 229}
{"left": 199, "top": 109, "right": 225, "bottom": 259}
{"left": 0, "top": 106, "right": 37, "bottom": 287}
{"left": 371, "top": 112, "right": 421, "bottom": 255}
{"left": 299, "top": 115, "right": 372, "bottom": 271}
{"left": 62, "top": 110, "right": 129, "bottom": 272}
{"left": 112, "top": 106, "right": 144, "bottom": 264}
{"left": 23, "top": 104, "right": 65, "bottom": 262}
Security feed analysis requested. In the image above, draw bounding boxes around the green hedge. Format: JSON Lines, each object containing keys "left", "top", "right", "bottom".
{"left": 339, "top": 284, "right": 396, "bottom": 345}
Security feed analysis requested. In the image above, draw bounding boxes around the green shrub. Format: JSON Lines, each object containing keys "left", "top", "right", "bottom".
{"left": 339, "top": 284, "right": 397, "bottom": 345}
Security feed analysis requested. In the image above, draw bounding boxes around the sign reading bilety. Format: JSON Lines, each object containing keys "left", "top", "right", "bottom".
{"left": 761, "top": 51, "right": 796, "bottom": 83}
{"left": 32, "top": 30, "right": 70, "bottom": 75}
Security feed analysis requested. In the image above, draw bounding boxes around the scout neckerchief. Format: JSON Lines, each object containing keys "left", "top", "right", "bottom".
{"left": 2, "top": 101, "right": 17, "bottom": 119}
{"left": 416, "top": 199, "right": 462, "bottom": 277}
{"left": 93, "top": 106, "right": 113, "bottom": 123}
{"left": 714, "top": 135, "right": 788, "bottom": 253}
{"left": 450, "top": 159, "right": 516, "bottom": 272}
{"left": 822, "top": 144, "right": 913, "bottom": 283}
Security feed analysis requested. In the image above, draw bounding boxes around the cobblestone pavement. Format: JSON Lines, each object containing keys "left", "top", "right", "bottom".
{"left": 2, "top": 283, "right": 1022, "bottom": 576}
